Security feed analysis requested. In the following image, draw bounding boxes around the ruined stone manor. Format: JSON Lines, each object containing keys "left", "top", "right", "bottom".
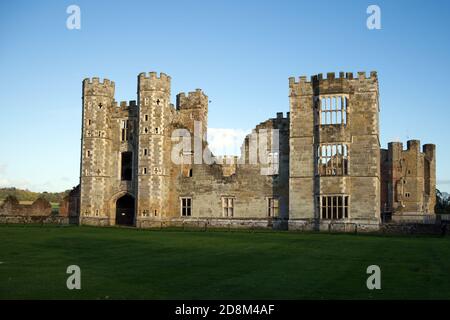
{"left": 76, "top": 71, "right": 436, "bottom": 231}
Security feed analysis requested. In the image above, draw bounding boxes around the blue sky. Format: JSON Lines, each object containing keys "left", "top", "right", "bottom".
{"left": 0, "top": 0, "right": 449, "bottom": 192}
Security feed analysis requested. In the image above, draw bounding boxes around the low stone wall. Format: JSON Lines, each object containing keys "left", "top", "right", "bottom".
{"left": 391, "top": 213, "right": 436, "bottom": 224}
{"left": 380, "top": 222, "right": 447, "bottom": 235}
{"left": 0, "top": 215, "right": 69, "bottom": 225}
{"left": 136, "top": 218, "right": 277, "bottom": 230}
{"left": 79, "top": 216, "right": 110, "bottom": 226}
{"left": 288, "top": 219, "right": 380, "bottom": 233}
{"left": 4, "top": 213, "right": 446, "bottom": 235}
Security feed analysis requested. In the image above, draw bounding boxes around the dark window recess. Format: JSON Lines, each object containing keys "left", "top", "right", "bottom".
{"left": 320, "top": 195, "right": 349, "bottom": 220}
{"left": 121, "top": 152, "right": 133, "bottom": 181}
{"left": 181, "top": 198, "right": 192, "bottom": 216}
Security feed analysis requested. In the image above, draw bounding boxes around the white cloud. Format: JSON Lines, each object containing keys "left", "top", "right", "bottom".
{"left": 207, "top": 128, "right": 250, "bottom": 156}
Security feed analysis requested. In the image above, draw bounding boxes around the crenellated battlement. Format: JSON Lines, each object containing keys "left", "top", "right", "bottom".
{"left": 83, "top": 77, "right": 115, "bottom": 86}
{"left": 139, "top": 71, "right": 171, "bottom": 81}
{"left": 83, "top": 77, "right": 115, "bottom": 97}
{"left": 176, "top": 89, "right": 208, "bottom": 110}
{"left": 112, "top": 100, "right": 137, "bottom": 109}
{"left": 138, "top": 71, "right": 171, "bottom": 93}
{"left": 387, "top": 140, "right": 436, "bottom": 155}
{"left": 289, "top": 71, "right": 377, "bottom": 86}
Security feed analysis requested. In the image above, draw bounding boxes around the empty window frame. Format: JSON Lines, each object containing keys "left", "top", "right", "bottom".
{"left": 121, "top": 152, "right": 133, "bottom": 181}
{"left": 320, "top": 96, "right": 348, "bottom": 125}
{"left": 222, "top": 197, "right": 234, "bottom": 217}
{"left": 317, "top": 144, "right": 349, "bottom": 176}
{"left": 181, "top": 197, "right": 192, "bottom": 216}
{"left": 319, "top": 195, "right": 349, "bottom": 220}
{"left": 267, "top": 152, "right": 279, "bottom": 175}
{"left": 267, "top": 197, "right": 279, "bottom": 217}
{"left": 121, "top": 120, "right": 129, "bottom": 141}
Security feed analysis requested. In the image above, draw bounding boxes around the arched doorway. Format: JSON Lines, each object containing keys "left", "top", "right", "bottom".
{"left": 115, "top": 194, "right": 135, "bottom": 226}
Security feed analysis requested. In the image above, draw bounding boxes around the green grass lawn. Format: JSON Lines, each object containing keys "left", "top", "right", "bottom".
{"left": 0, "top": 225, "right": 449, "bottom": 300}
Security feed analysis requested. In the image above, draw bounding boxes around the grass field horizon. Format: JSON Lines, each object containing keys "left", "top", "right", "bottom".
{"left": 0, "top": 225, "right": 449, "bottom": 300}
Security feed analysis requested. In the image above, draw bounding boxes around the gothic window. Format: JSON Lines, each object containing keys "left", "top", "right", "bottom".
{"left": 317, "top": 144, "right": 349, "bottom": 176}
{"left": 222, "top": 197, "right": 234, "bottom": 217}
{"left": 181, "top": 197, "right": 192, "bottom": 216}
{"left": 319, "top": 195, "right": 349, "bottom": 220}
{"left": 320, "top": 95, "right": 347, "bottom": 125}
{"left": 143, "top": 148, "right": 148, "bottom": 156}
{"left": 267, "top": 197, "right": 279, "bottom": 217}
{"left": 121, "top": 152, "right": 132, "bottom": 181}
{"left": 144, "top": 114, "right": 149, "bottom": 121}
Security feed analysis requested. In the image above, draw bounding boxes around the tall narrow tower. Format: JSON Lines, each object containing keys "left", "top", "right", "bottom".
{"left": 289, "top": 72, "right": 381, "bottom": 231}
{"left": 80, "top": 78, "right": 114, "bottom": 225}
{"left": 136, "top": 72, "right": 173, "bottom": 223}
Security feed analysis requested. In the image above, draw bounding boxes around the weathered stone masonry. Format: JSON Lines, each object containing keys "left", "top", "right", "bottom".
{"left": 76, "top": 71, "right": 436, "bottom": 231}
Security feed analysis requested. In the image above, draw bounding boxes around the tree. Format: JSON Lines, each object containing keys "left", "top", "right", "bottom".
{"left": 436, "top": 189, "right": 450, "bottom": 214}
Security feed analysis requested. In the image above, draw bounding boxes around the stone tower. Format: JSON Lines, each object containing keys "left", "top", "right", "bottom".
{"left": 288, "top": 72, "right": 381, "bottom": 231}
{"left": 380, "top": 140, "right": 436, "bottom": 220}
{"left": 136, "top": 72, "right": 173, "bottom": 223}
{"left": 79, "top": 78, "right": 114, "bottom": 225}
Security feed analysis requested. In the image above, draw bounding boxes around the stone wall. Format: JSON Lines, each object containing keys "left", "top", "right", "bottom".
{"left": 288, "top": 72, "right": 381, "bottom": 229}
{"left": 0, "top": 195, "right": 52, "bottom": 216}
{"left": 0, "top": 215, "right": 69, "bottom": 225}
{"left": 380, "top": 141, "right": 436, "bottom": 218}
